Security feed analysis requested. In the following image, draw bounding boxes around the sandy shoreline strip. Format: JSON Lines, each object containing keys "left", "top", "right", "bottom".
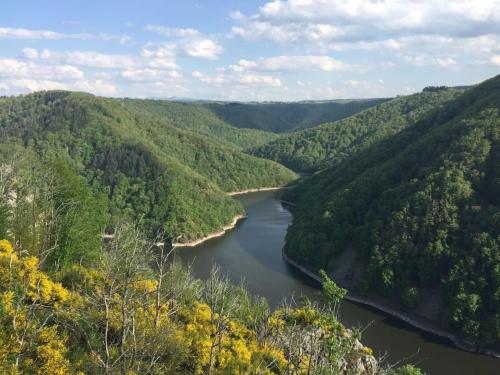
{"left": 282, "top": 251, "right": 500, "bottom": 358}
{"left": 226, "top": 187, "right": 283, "bottom": 196}
{"left": 171, "top": 214, "right": 247, "bottom": 248}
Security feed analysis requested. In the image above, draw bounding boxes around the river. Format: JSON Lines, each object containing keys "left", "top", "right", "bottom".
{"left": 173, "top": 191, "right": 499, "bottom": 375}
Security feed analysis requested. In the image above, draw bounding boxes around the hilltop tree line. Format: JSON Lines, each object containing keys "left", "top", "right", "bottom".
{"left": 252, "top": 88, "right": 463, "bottom": 172}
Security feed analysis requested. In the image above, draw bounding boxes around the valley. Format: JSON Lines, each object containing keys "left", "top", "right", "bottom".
{"left": 1, "top": 75, "right": 499, "bottom": 374}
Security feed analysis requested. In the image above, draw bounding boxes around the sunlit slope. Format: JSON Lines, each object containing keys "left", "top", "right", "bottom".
{"left": 253, "top": 88, "right": 463, "bottom": 172}
{"left": 284, "top": 75, "right": 500, "bottom": 346}
{"left": 0, "top": 91, "right": 296, "bottom": 241}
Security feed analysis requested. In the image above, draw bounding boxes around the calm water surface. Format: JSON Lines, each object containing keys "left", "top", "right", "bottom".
{"left": 174, "top": 191, "right": 499, "bottom": 375}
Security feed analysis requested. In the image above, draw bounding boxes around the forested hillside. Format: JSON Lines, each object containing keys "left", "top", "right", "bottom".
{"left": 283, "top": 75, "right": 500, "bottom": 347}
{"left": 0, "top": 91, "right": 423, "bottom": 375}
{"left": 123, "top": 98, "right": 279, "bottom": 149}
{"left": 0, "top": 91, "right": 296, "bottom": 243}
{"left": 205, "top": 99, "right": 389, "bottom": 133}
{"left": 253, "top": 89, "right": 463, "bottom": 172}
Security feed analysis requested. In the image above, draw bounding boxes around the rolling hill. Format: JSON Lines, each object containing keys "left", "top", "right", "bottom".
{"left": 0, "top": 91, "right": 296, "bottom": 244}
{"left": 283, "top": 75, "right": 500, "bottom": 347}
{"left": 205, "top": 98, "right": 389, "bottom": 133}
{"left": 252, "top": 88, "right": 464, "bottom": 172}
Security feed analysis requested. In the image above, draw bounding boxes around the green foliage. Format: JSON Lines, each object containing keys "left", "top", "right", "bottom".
{"left": 253, "top": 88, "right": 463, "bottom": 172}
{"left": 320, "top": 269, "right": 347, "bottom": 305}
{"left": 284, "top": 75, "right": 500, "bottom": 345}
{"left": 401, "top": 287, "right": 421, "bottom": 309}
{"left": 123, "top": 98, "right": 280, "bottom": 149}
{"left": 0, "top": 91, "right": 296, "bottom": 241}
{"left": 0, "top": 149, "right": 107, "bottom": 270}
{"left": 206, "top": 98, "right": 389, "bottom": 133}
{"left": 44, "top": 160, "right": 108, "bottom": 269}
{"left": 388, "top": 364, "right": 425, "bottom": 375}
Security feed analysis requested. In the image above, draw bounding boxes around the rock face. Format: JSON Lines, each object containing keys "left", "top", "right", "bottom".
{"left": 271, "top": 315, "right": 379, "bottom": 374}
{"left": 339, "top": 331, "right": 379, "bottom": 375}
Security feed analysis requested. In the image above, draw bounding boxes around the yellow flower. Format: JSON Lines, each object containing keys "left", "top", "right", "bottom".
{"left": 1, "top": 291, "right": 15, "bottom": 315}
{"left": 0, "top": 240, "right": 13, "bottom": 254}
{"left": 51, "top": 283, "right": 70, "bottom": 305}
{"left": 35, "top": 326, "right": 70, "bottom": 375}
{"left": 22, "top": 256, "right": 38, "bottom": 273}
{"left": 362, "top": 346, "right": 373, "bottom": 356}
{"left": 135, "top": 279, "right": 158, "bottom": 293}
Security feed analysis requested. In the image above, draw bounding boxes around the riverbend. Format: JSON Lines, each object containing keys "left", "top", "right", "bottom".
{"left": 173, "top": 190, "right": 499, "bottom": 375}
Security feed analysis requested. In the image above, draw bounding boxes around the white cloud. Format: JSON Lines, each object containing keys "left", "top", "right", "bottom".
{"left": 0, "top": 58, "right": 84, "bottom": 80}
{"left": 192, "top": 70, "right": 281, "bottom": 87}
{"left": 491, "top": 55, "right": 500, "bottom": 66}
{"left": 0, "top": 78, "right": 117, "bottom": 96}
{"left": 191, "top": 70, "right": 204, "bottom": 79}
{"left": 143, "top": 40, "right": 223, "bottom": 61}
{"left": 0, "top": 27, "right": 90, "bottom": 40}
{"left": 0, "top": 27, "right": 131, "bottom": 44}
{"left": 236, "top": 74, "right": 282, "bottom": 86}
{"left": 22, "top": 48, "right": 38, "bottom": 59}
{"left": 232, "top": 0, "right": 500, "bottom": 65}
{"left": 39, "top": 49, "right": 137, "bottom": 69}
{"left": 229, "top": 55, "right": 346, "bottom": 73}
{"left": 145, "top": 24, "right": 223, "bottom": 60}
{"left": 404, "top": 55, "right": 459, "bottom": 68}
{"left": 146, "top": 25, "right": 200, "bottom": 38}
{"left": 432, "top": 58, "right": 458, "bottom": 68}
{"left": 121, "top": 68, "right": 181, "bottom": 82}
{"left": 252, "top": 0, "right": 500, "bottom": 39}
{"left": 141, "top": 44, "right": 178, "bottom": 68}
{"left": 97, "top": 33, "right": 132, "bottom": 45}
{"left": 183, "top": 38, "right": 223, "bottom": 59}
{"left": 0, "top": 56, "right": 117, "bottom": 97}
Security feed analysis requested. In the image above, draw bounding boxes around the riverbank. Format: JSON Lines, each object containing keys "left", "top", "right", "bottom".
{"left": 173, "top": 185, "right": 294, "bottom": 245}
{"left": 226, "top": 186, "right": 284, "bottom": 196}
{"left": 170, "top": 214, "right": 247, "bottom": 248}
{"left": 282, "top": 251, "right": 500, "bottom": 359}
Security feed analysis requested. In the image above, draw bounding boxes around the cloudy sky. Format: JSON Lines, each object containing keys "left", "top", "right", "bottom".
{"left": 1, "top": 0, "right": 499, "bottom": 101}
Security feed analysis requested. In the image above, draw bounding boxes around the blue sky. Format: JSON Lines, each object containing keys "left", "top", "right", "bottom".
{"left": 1, "top": 0, "right": 499, "bottom": 100}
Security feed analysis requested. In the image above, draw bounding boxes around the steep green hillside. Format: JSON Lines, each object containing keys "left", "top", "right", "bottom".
{"left": 205, "top": 99, "right": 389, "bottom": 133}
{"left": 284, "top": 75, "right": 500, "bottom": 347}
{"left": 253, "top": 89, "right": 463, "bottom": 172}
{"left": 123, "top": 98, "right": 279, "bottom": 149}
{"left": 0, "top": 91, "right": 296, "bottom": 242}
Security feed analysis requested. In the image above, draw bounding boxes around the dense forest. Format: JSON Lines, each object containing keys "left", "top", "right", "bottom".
{"left": 0, "top": 91, "right": 296, "bottom": 242}
{"left": 205, "top": 99, "right": 389, "bottom": 133}
{"left": 122, "top": 99, "right": 280, "bottom": 149}
{"left": 283, "top": 75, "right": 500, "bottom": 348}
{"left": 252, "top": 89, "right": 464, "bottom": 172}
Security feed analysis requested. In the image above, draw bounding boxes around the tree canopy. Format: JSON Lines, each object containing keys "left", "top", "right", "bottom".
{"left": 283, "top": 75, "right": 500, "bottom": 346}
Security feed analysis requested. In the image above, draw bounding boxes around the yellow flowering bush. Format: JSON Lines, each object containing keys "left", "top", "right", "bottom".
{"left": 0, "top": 239, "right": 14, "bottom": 253}
{"left": 0, "top": 240, "right": 73, "bottom": 374}
{"left": 135, "top": 278, "right": 158, "bottom": 293}
{"left": 174, "top": 301, "right": 289, "bottom": 374}
{"left": 289, "top": 306, "right": 321, "bottom": 326}
{"left": 0, "top": 239, "right": 380, "bottom": 374}
{"left": 35, "top": 326, "right": 70, "bottom": 375}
